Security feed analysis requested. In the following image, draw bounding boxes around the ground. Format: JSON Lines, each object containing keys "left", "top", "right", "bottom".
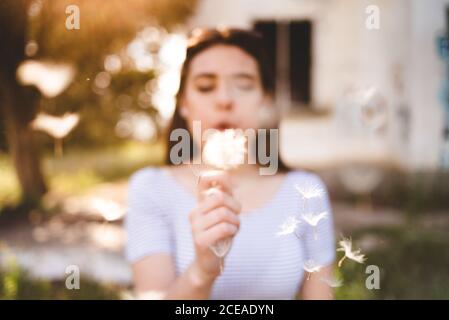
{"left": 1, "top": 178, "right": 448, "bottom": 299}
{"left": 0, "top": 142, "right": 448, "bottom": 299}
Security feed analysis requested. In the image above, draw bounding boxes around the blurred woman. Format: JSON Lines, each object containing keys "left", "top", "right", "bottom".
{"left": 125, "top": 27, "right": 336, "bottom": 299}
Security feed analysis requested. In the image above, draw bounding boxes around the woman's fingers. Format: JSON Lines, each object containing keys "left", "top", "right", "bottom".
{"left": 194, "top": 222, "right": 239, "bottom": 249}
{"left": 197, "top": 170, "right": 234, "bottom": 198}
{"left": 190, "top": 170, "right": 242, "bottom": 251}
{"left": 192, "top": 206, "right": 240, "bottom": 233}
{"left": 195, "top": 188, "right": 241, "bottom": 216}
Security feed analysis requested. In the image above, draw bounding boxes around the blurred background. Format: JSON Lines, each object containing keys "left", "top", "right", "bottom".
{"left": 0, "top": 0, "right": 448, "bottom": 299}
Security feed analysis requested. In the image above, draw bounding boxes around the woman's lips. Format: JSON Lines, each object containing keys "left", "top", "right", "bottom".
{"left": 214, "top": 123, "right": 233, "bottom": 131}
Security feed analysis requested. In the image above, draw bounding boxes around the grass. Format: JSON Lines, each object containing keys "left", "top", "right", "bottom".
{"left": 0, "top": 157, "right": 21, "bottom": 207}
{"left": 0, "top": 259, "right": 121, "bottom": 300}
{"left": 335, "top": 221, "right": 449, "bottom": 299}
{"left": 44, "top": 140, "right": 165, "bottom": 194}
{"left": 0, "top": 140, "right": 165, "bottom": 210}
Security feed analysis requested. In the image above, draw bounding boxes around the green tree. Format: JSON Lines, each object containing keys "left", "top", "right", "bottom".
{"left": 0, "top": 0, "right": 196, "bottom": 208}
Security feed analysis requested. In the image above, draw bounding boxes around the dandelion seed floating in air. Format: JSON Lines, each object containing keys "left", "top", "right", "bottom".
{"left": 319, "top": 275, "right": 343, "bottom": 288}
{"left": 303, "top": 259, "right": 323, "bottom": 280}
{"left": 275, "top": 216, "right": 301, "bottom": 236}
{"left": 301, "top": 211, "right": 328, "bottom": 227}
{"left": 294, "top": 183, "right": 324, "bottom": 200}
{"left": 294, "top": 183, "right": 325, "bottom": 214}
{"left": 301, "top": 211, "right": 328, "bottom": 239}
{"left": 337, "top": 237, "right": 366, "bottom": 267}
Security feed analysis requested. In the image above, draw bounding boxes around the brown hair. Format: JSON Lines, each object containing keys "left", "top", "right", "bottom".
{"left": 164, "top": 27, "right": 289, "bottom": 171}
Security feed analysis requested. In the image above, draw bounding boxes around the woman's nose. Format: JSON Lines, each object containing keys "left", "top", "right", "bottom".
{"left": 215, "top": 83, "right": 233, "bottom": 110}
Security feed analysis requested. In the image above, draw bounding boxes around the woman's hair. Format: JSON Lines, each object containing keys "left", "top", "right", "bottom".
{"left": 164, "top": 27, "right": 289, "bottom": 171}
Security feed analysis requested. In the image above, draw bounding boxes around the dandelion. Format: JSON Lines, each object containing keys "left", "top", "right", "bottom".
{"left": 203, "top": 129, "right": 246, "bottom": 170}
{"left": 209, "top": 238, "right": 233, "bottom": 258}
{"left": 319, "top": 275, "right": 343, "bottom": 288}
{"left": 32, "top": 113, "right": 79, "bottom": 157}
{"left": 301, "top": 210, "right": 328, "bottom": 239}
{"left": 337, "top": 237, "right": 367, "bottom": 267}
{"left": 275, "top": 216, "right": 301, "bottom": 236}
{"left": 303, "top": 259, "right": 322, "bottom": 280}
{"left": 202, "top": 129, "right": 247, "bottom": 271}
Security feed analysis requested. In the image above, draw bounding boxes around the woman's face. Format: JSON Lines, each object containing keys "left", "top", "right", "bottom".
{"left": 180, "top": 44, "right": 268, "bottom": 136}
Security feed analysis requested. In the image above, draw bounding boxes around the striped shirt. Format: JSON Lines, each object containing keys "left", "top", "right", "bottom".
{"left": 125, "top": 167, "right": 335, "bottom": 299}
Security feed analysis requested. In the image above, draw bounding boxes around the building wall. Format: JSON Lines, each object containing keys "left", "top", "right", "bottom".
{"left": 407, "top": 0, "right": 447, "bottom": 169}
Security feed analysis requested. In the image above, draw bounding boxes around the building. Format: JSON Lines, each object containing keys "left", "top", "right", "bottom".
{"left": 187, "top": 0, "right": 448, "bottom": 171}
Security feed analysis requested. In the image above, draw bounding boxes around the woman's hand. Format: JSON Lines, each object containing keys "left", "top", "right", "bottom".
{"left": 188, "top": 171, "right": 241, "bottom": 282}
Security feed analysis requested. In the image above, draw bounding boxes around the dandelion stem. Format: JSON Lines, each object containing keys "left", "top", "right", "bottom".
{"left": 338, "top": 255, "right": 346, "bottom": 268}
{"left": 219, "top": 257, "right": 224, "bottom": 274}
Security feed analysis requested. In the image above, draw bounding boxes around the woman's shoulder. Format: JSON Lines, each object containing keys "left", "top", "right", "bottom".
{"left": 128, "top": 166, "right": 171, "bottom": 193}
{"left": 127, "top": 166, "right": 178, "bottom": 212}
{"left": 286, "top": 169, "right": 326, "bottom": 186}
{"left": 130, "top": 166, "right": 163, "bottom": 182}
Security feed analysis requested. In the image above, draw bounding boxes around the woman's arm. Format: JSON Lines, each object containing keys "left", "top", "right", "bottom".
{"left": 298, "top": 264, "right": 334, "bottom": 300}
{"left": 132, "top": 254, "right": 216, "bottom": 299}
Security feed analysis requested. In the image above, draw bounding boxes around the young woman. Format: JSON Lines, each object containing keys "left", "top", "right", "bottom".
{"left": 125, "top": 28, "right": 336, "bottom": 299}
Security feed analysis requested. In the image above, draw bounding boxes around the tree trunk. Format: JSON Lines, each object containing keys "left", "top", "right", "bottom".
{"left": 0, "top": 84, "right": 47, "bottom": 202}
{"left": 0, "top": 0, "right": 47, "bottom": 205}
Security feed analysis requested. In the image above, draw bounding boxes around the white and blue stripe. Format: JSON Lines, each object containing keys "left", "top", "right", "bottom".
{"left": 125, "top": 167, "right": 335, "bottom": 299}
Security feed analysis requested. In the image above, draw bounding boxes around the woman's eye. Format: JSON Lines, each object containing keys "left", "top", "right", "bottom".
{"left": 196, "top": 85, "right": 214, "bottom": 93}
{"left": 194, "top": 79, "right": 215, "bottom": 93}
{"left": 234, "top": 79, "right": 255, "bottom": 91}
{"left": 237, "top": 83, "right": 254, "bottom": 90}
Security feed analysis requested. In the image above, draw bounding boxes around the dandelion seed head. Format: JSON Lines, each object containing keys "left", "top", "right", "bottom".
{"left": 203, "top": 129, "right": 246, "bottom": 170}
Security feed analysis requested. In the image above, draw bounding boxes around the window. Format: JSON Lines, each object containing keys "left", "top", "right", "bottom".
{"left": 254, "top": 20, "right": 313, "bottom": 111}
